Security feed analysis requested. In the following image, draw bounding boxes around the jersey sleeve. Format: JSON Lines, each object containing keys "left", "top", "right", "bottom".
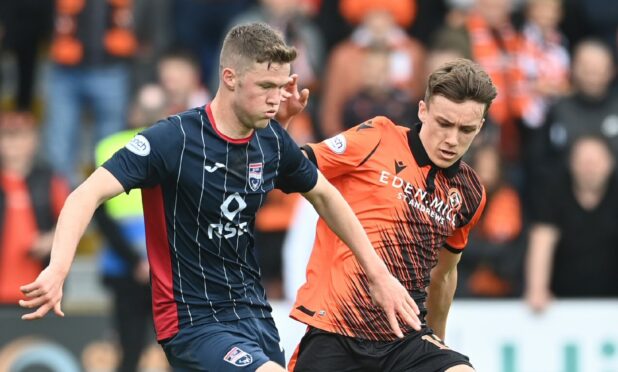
{"left": 102, "top": 118, "right": 183, "bottom": 192}
{"left": 303, "top": 117, "right": 384, "bottom": 180}
{"left": 445, "top": 186, "right": 487, "bottom": 253}
{"left": 274, "top": 124, "right": 319, "bottom": 194}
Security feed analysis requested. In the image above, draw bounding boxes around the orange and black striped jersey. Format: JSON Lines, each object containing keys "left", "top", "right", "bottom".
{"left": 290, "top": 116, "right": 486, "bottom": 341}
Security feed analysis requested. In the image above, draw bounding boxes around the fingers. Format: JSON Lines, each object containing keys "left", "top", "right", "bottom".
{"left": 19, "top": 296, "right": 49, "bottom": 309}
{"left": 386, "top": 309, "right": 404, "bottom": 338}
{"left": 299, "top": 88, "right": 310, "bottom": 106}
{"left": 20, "top": 281, "right": 39, "bottom": 294}
{"left": 23, "top": 288, "right": 44, "bottom": 298}
{"left": 398, "top": 301, "right": 421, "bottom": 331}
{"left": 53, "top": 302, "right": 65, "bottom": 317}
{"left": 21, "top": 304, "right": 52, "bottom": 320}
{"left": 406, "top": 293, "right": 420, "bottom": 315}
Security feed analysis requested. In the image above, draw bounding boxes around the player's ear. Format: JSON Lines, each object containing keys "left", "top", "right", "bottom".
{"left": 418, "top": 100, "right": 427, "bottom": 123}
{"left": 221, "top": 67, "right": 237, "bottom": 91}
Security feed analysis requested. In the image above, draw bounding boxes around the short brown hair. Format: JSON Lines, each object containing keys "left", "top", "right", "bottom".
{"left": 424, "top": 58, "right": 497, "bottom": 116}
{"left": 220, "top": 23, "right": 297, "bottom": 73}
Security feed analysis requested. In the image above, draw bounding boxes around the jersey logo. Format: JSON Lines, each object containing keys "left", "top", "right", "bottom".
{"left": 394, "top": 160, "right": 407, "bottom": 174}
{"left": 223, "top": 346, "right": 253, "bottom": 367}
{"left": 448, "top": 188, "right": 463, "bottom": 212}
{"left": 325, "top": 134, "right": 347, "bottom": 154}
{"left": 125, "top": 135, "right": 150, "bottom": 156}
{"left": 248, "top": 163, "right": 263, "bottom": 191}
{"left": 356, "top": 120, "right": 373, "bottom": 131}
{"left": 205, "top": 162, "right": 225, "bottom": 173}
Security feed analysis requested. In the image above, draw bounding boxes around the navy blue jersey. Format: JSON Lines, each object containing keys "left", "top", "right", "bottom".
{"left": 103, "top": 105, "right": 318, "bottom": 340}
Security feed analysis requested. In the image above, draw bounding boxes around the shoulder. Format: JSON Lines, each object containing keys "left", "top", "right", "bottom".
{"left": 454, "top": 161, "right": 485, "bottom": 211}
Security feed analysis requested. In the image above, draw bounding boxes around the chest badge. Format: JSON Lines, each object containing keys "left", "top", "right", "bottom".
{"left": 448, "top": 188, "right": 463, "bottom": 212}
{"left": 248, "top": 162, "right": 263, "bottom": 191}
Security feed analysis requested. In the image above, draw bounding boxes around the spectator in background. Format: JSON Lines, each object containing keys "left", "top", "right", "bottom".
{"left": 525, "top": 136, "right": 618, "bottom": 312}
{"left": 519, "top": 0, "right": 571, "bottom": 130}
{"left": 132, "top": 0, "right": 172, "bottom": 88}
{"left": 157, "top": 50, "right": 210, "bottom": 115}
{"left": 44, "top": 0, "right": 136, "bottom": 185}
{"left": 319, "top": 0, "right": 426, "bottom": 137}
{"left": 172, "top": 0, "right": 250, "bottom": 91}
{"left": 458, "top": 0, "right": 530, "bottom": 161}
{"left": 228, "top": 0, "right": 325, "bottom": 93}
{"left": 342, "top": 48, "right": 417, "bottom": 129}
{"left": 457, "top": 144, "right": 524, "bottom": 298}
{"left": 0, "top": 0, "right": 54, "bottom": 111}
{"left": 534, "top": 40, "right": 618, "bottom": 175}
{"left": 93, "top": 85, "right": 167, "bottom": 372}
{"left": 0, "top": 112, "right": 69, "bottom": 305}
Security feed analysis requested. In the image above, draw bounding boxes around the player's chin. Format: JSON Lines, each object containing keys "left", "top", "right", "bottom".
{"left": 254, "top": 118, "right": 271, "bottom": 128}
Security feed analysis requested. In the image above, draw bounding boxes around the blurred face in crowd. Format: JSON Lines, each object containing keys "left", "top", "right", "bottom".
{"left": 570, "top": 138, "right": 615, "bottom": 192}
{"left": 128, "top": 84, "right": 167, "bottom": 128}
{"left": 476, "top": 0, "right": 511, "bottom": 27}
{"left": 418, "top": 95, "right": 485, "bottom": 168}
{"left": 572, "top": 43, "right": 615, "bottom": 98}
{"left": 363, "top": 10, "right": 397, "bottom": 46}
{"left": 225, "top": 61, "right": 292, "bottom": 130}
{"left": 473, "top": 146, "right": 501, "bottom": 191}
{"left": 0, "top": 123, "right": 38, "bottom": 171}
{"left": 363, "top": 50, "right": 390, "bottom": 94}
{"left": 158, "top": 57, "right": 201, "bottom": 100}
{"left": 261, "top": 0, "right": 299, "bottom": 18}
{"left": 527, "top": 0, "right": 562, "bottom": 32}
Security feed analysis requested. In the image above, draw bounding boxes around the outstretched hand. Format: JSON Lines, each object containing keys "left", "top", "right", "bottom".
{"left": 19, "top": 266, "right": 66, "bottom": 320}
{"left": 368, "top": 271, "right": 422, "bottom": 338}
{"left": 276, "top": 73, "right": 310, "bottom": 129}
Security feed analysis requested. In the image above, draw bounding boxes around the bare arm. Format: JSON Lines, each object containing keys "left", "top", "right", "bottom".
{"left": 302, "top": 172, "right": 421, "bottom": 337}
{"left": 20, "top": 167, "right": 125, "bottom": 320}
{"left": 426, "top": 247, "right": 461, "bottom": 341}
{"left": 524, "top": 223, "right": 560, "bottom": 312}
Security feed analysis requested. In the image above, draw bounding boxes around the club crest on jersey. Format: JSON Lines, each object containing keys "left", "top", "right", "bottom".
{"left": 248, "top": 163, "right": 263, "bottom": 191}
{"left": 223, "top": 346, "right": 253, "bottom": 367}
{"left": 448, "top": 188, "right": 463, "bottom": 212}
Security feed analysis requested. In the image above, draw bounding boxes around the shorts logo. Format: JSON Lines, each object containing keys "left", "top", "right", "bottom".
{"left": 248, "top": 163, "right": 263, "bottom": 191}
{"left": 448, "top": 188, "right": 463, "bottom": 212}
{"left": 223, "top": 346, "right": 253, "bottom": 367}
{"left": 325, "top": 134, "right": 347, "bottom": 154}
{"left": 125, "top": 135, "right": 150, "bottom": 156}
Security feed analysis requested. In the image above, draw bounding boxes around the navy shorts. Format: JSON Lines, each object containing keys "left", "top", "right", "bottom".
{"left": 161, "top": 317, "right": 285, "bottom": 372}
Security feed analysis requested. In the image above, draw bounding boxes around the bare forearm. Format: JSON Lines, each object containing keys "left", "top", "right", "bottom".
{"left": 304, "top": 179, "right": 388, "bottom": 280}
{"left": 48, "top": 168, "right": 123, "bottom": 276}
{"left": 48, "top": 188, "right": 104, "bottom": 275}
{"left": 426, "top": 269, "right": 457, "bottom": 340}
{"left": 525, "top": 225, "right": 559, "bottom": 294}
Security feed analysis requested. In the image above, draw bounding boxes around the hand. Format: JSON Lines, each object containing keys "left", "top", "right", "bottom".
{"left": 367, "top": 270, "right": 422, "bottom": 338}
{"left": 133, "top": 260, "right": 150, "bottom": 284}
{"left": 19, "top": 266, "right": 66, "bottom": 320}
{"left": 275, "top": 73, "right": 310, "bottom": 129}
{"left": 525, "top": 287, "right": 553, "bottom": 313}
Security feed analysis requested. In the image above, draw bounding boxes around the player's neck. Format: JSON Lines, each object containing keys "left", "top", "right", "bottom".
{"left": 209, "top": 96, "right": 254, "bottom": 139}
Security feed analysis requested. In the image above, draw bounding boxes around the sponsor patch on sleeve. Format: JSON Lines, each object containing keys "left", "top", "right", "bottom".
{"left": 125, "top": 134, "right": 151, "bottom": 156}
{"left": 324, "top": 134, "right": 347, "bottom": 154}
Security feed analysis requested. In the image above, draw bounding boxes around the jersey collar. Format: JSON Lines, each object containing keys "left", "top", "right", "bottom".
{"left": 407, "top": 123, "right": 461, "bottom": 179}
{"left": 205, "top": 104, "right": 254, "bottom": 144}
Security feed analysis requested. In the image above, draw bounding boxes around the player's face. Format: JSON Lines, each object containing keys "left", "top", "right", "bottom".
{"left": 418, "top": 95, "right": 485, "bottom": 168}
{"left": 233, "top": 62, "right": 291, "bottom": 129}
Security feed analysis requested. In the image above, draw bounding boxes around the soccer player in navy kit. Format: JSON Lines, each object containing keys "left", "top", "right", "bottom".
{"left": 19, "top": 23, "right": 421, "bottom": 371}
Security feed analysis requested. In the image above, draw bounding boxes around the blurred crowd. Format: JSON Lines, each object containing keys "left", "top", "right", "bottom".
{"left": 0, "top": 0, "right": 617, "bottom": 369}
